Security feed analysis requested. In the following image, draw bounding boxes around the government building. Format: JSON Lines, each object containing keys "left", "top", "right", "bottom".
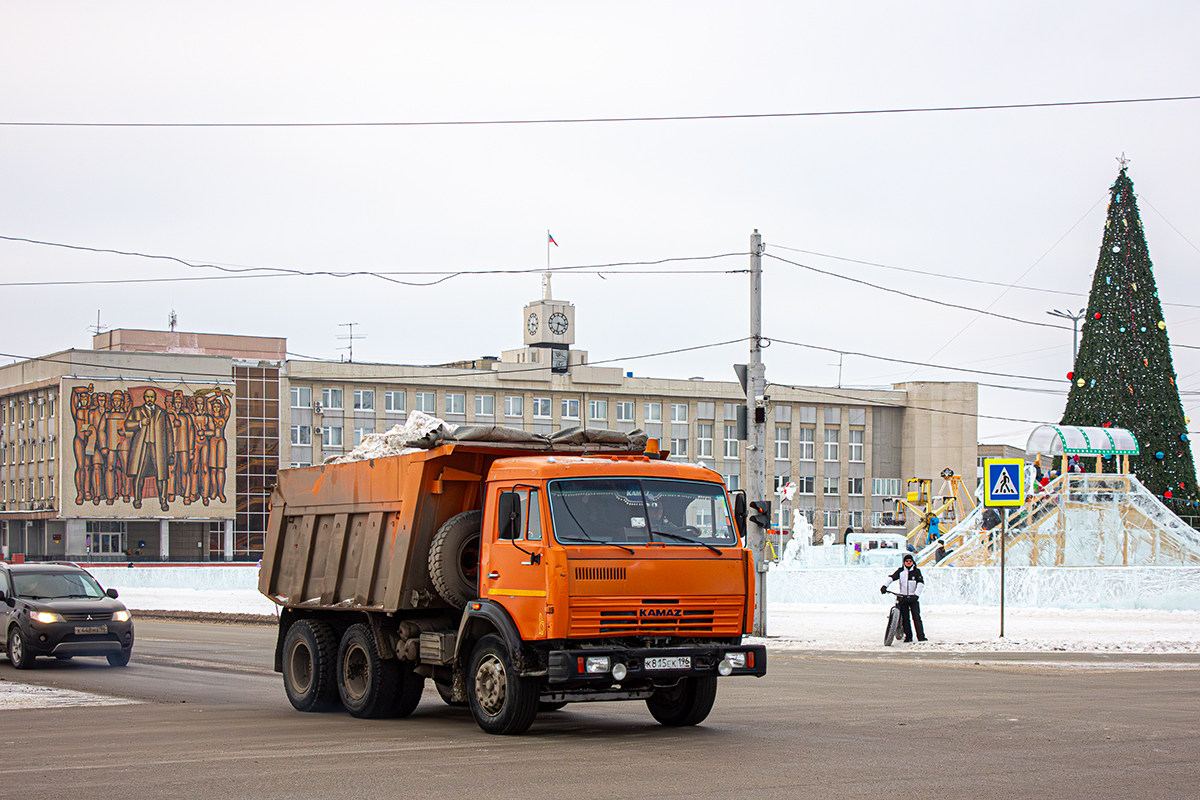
{"left": 0, "top": 288, "right": 977, "bottom": 562}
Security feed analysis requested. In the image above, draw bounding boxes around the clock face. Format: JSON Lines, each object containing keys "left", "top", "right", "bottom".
{"left": 548, "top": 312, "right": 569, "bottom": 335}
{"left": 527, "top": 313, "right": 539, "bottom": 336}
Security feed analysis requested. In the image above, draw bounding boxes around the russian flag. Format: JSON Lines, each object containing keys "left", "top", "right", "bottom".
{"left": 548, "top": 232, "right": 558, "bottom": 246}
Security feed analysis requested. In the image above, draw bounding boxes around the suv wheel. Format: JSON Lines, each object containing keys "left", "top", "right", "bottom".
{"left": 107, "top": 648, "right": 132, "bottom": 667}
{"left": 8, "top": 628, "right": 35, "bottom": 670}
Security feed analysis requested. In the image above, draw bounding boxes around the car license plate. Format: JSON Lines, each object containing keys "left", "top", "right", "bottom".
{"left": 75, "top": 625, "right": 107, "bottom": 635}
{"left": 645, "top": 656, "right": 691, "bottom": 671}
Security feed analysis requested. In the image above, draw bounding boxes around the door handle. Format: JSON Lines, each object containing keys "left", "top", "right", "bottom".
{"left": 487, "top": 571, "right": 499, "bottom": 579}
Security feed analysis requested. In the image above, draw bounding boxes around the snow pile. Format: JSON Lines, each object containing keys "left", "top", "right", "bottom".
{"left": 0, "top": 681, "right": 139, "bottom": 709}
{"left": 326, "top": 410, "right": 457, "bottom": 464}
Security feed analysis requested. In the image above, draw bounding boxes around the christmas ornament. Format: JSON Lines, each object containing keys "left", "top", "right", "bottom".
{"left": 1155, "top": 451, "right": 1164, "bottom": 459}
{"left": 1094, "top": 312, "right": 1102, "bottom": 319}
{"left": 1112, "top": 245, "right": 1121, "bottom": 253}
{"left": 1120, "top": 327, "right": 1126, "bottom": 333}
{"left": 1182, "top": 434, "right": 1190, "bottom": 442}
{"left": 1066, "top": 371, "right": 1074, "bottom": 380}
{"left": 1158, "top": 321, "right": 1166, "bottom": 330}
{"left": 1077, "top": 378, "right": 1085, "bottom": 387}
{"left": 1165, "top": 490, "right": 1173, "bottom": 498}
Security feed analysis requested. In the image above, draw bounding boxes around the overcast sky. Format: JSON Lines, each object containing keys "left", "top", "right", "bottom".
{"left": 2, "top": 2, "right": 1199, "bottom": 451}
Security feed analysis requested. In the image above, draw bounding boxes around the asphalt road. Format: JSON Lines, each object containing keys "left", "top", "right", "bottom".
{"left": 1, "top": 621, "right": 1198, "bottom": 799}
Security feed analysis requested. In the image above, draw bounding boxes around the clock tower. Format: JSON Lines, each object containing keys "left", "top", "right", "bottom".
{"left": 501, "top": 272, "right": 589, "bottom": 376}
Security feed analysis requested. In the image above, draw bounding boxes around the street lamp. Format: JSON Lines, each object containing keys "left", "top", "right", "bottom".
{"left": 1047, "top": 308, "right": 1087, "bottom": 363}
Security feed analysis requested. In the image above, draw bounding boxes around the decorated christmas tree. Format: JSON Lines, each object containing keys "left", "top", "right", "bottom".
{"left": 1060, "top": 161, "right": 1197, "bottom": 509}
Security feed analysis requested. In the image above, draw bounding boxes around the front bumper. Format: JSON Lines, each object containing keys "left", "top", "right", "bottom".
{"left": 26, "top": 621, "right": 135, "bottom": 658}
{"left": 547, "top": 644, "right": 766, "bottom": 685}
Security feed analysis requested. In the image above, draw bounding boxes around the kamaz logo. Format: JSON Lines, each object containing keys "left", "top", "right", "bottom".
{"left": 639, "top": 608, "right": 682, "bottom": 618}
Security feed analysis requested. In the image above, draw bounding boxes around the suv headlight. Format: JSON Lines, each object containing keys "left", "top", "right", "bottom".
{"left": 32, "top": 611, "right": 64, "bottom": 624}
{"left": 113, "top": 610, "right": 131, "bottom": 622}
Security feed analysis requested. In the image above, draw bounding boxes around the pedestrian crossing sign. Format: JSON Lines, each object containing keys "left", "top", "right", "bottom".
{"left": 984, "top": 458, "right": 1025, "bottom": 507}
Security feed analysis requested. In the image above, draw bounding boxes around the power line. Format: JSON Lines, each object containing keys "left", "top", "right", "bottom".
{"left": 2, "top": 94, "right": 1197, "bottom": 128}
{"left": 762, "top": 252, "right": 1072, "bottom": 331}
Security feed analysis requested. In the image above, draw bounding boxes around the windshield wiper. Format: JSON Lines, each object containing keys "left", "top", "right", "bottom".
{"left": 557, "top": 533, "right": 634, "bottom": 554}
{"left": 650, "top": 529, "right": 722, "bottom": 555}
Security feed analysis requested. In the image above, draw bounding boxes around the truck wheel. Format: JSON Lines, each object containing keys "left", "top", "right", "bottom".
{"left": 646, "top": 677, "right": 718, "bottom": 726}
{"left": 283, "top": 619, "right": 339, "bottom": 712}
{"left": 435, "top": 681, "right": 467, "bottom": 707}
{"left": 391, "top": 662, "right": 426, "bottom": 718}
{"left": 467, "top": 634, "right": 539, "bottom": 735}
{"left": 428, "top": 510, "right": 482, "bottom": 608}
{"left": 337, "top": 623, "right": 400, "bottom": 718}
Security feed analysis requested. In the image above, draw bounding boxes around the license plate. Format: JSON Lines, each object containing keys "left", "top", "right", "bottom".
{"left": 645, "top": 656, "right": 691, "bottom": 671}
{"left": 75, "top": 625, "right": 107, "bottom": 635}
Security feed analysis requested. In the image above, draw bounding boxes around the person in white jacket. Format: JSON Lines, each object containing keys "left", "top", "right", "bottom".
{"left": 881, "top": 553, "right": 926, "bottom": 642}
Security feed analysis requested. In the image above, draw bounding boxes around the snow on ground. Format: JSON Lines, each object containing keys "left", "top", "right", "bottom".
{"left": 0, "top": 681, "right": 139, "bottom": 709}
{"left": 752, "top": 603, "right": 1200, "bottom": 654}
{"left": 117, "top": 591, "right": 1200, "bottom": 654}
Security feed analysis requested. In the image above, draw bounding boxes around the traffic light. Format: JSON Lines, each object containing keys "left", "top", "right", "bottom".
{"left": 748, "top": 500, "right": 772, "bottom": 529}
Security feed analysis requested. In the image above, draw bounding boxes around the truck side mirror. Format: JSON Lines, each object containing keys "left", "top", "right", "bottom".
{"left": 731, "top": 490, "right": 747, "bottom": 538}
{"left": 497, "top": 492, "right": 520, "bottom": 540}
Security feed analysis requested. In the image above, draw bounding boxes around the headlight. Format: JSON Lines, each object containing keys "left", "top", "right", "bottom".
{"left": 724, "top": 651, "right": 748, "bottom": 669}
{"left": 32, "top": 611, "right": 63, "bottom": 624}
{"left": 113, "top": 610, "right": 131, "bottom": 622}
{"left": 585, "top": 656, "right": 611, "bottom": 674}
{"left": 611, "top": 662, "right": 628, "bottom": 681}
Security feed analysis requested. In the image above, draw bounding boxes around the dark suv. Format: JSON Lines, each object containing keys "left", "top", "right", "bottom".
{"left": 0, "top": 563, "right": 135, "bottom": 668}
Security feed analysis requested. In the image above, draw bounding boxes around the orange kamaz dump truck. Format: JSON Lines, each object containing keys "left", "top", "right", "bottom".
{"left": 259, "top": 427, "right": 765, "bottom": 735}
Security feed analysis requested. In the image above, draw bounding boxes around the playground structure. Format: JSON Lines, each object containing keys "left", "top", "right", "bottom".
{"left": 888, "top": 468, "right": 976, "bottom": 548}
{"left": 917, "top": 425, "right": 1200, "bottom": 568}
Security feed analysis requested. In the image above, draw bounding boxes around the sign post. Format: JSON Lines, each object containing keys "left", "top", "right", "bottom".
{"left": 983, "top": 458, "right": 1025, "bottom": 637}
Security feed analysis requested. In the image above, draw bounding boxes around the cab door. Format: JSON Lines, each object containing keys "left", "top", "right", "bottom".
{"left": 482, "top": 486, "right": 549, "bottom": 640}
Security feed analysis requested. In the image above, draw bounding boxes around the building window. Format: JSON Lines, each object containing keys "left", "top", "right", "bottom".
{"left": 848, "top": 477, "right": 864, "bottom": 496}
{"left": 774, "top": 426, "right": 790, "bottom": 460}
{"left": 322, "top": 426, "right": 343, "bottom": 448}
{"left": 474, "top": 394, "right": 494, "bottom": 416}
{"left": 290, "top": 425, "right": 311, "bottom": 446}
{"left": 796, "top": 476, "right": 815, "bottom": 494}
{"left": 354, "top": 427, "right": 373, "bottom": 446}
{"left": 670, "top": 404, "right": 688, "bottom": 423}
{"left": 385, "top": 391, "right": 405, "bottom": 414}
{"left": 445, "top": 393, "right": 466, "bottom": 415}
{"left": 724, "top": 474, "right": 740, "bottom": 491}
{"left": 697, "top": 402, "right": 715, "bottom": 419}
{"left": 670, "top": 436, "right": 688, "bottom": 458}
{"left": 849, "top": 430, "right": 864, "bottom": 462}
{"left": 795, "top": 428, "right": 813, "bottom": 461}
{"left": 561, "top": 398, "right": 580, "bottom": 420}
{"left": 505, "top": 396, "right": 524, "bottom": 417}
{"left": 616, "top": 401, "right": 634, "bottom": 421}
{"left": 533, "top": 398, "right": 552, "bottom": 418}
{"left": 697, "top": 423, "right": 713, "bottom": 458}
{"left": 823, "top": 476, "right": 839, "bottom": 494}
{"left": 724, "top": 425, "right": 739, "bottom": 459}
{"left": 873, "top": 478, "right": 901, "bottom": 497}
{"left": 87, "top": 521, "right": 127, "bottom": 554}
{"left": 415, "top": 392, "right": 436, "bottom": 414}
{"left": 354, "top": 389, "right": 375, "bottom": 411}
{"left": 589, "top": 399, "right": 607, "bottom": 421}
{"left": 48, "top": 477, "right": 54, "bottom": 498}
{"left": 850, "top": 510, "right": 863, "bottom": 529}
{"left": 824, "top": 429, "right": 839, "bottom": 462}
{"left": 321, "top": 388, "right": 343, "bottom": 410}
{"left": 824, "top": 407, "right": 841, "bottom": 425}
{"left": 290, "top": 386, "right": 311, "bottom": 408}
{"left": 823, "top": 509, "right": 840, "bottom": 529}
{"left": 644, "top": 403, "right": 662, "bottom": 423}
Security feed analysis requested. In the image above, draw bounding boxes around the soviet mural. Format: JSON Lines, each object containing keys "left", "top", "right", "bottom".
{"left": 65, "top": 382, "right": 234, "bottom": 517}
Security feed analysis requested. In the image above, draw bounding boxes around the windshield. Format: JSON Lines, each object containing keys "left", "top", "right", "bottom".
{"left": 547, "top": 478, "right": 738, "bottom": 547}
{"left": 12, "top": 571, "right": 106, "bottom": 600}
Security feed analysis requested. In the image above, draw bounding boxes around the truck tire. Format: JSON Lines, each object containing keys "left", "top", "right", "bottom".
{"left": 428, "top": 510, "right": 482, "bottom": 608}
{"left": 283, "top": 619, "right": 339, "bottom": 712}
{"left": 646, "top": 676, "right": 718, "bottom": 726}
{"left": 391, "top": 662, "right": 426, "bottom": 718}
{"left": 467, "top": 634, "right": 539, "bottom": 735}
{"left": 337, "top": 623, "right": 400, "bottom": 718}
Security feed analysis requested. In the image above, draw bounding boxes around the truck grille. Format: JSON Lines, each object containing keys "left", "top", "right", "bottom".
{"left": 567, "top": 596, "right": 744, "bottom": 637}
{"left": 574, "top": 566, "right": 626, "bottom": 581}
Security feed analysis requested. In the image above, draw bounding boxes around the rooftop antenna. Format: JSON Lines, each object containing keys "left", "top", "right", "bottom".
{"left": 87, "top": 310, "right": 109, "bottom": 338}
{"left": 337, "top": 322, "right": 366, "bottom": 363}
{"left": 168, "top": 309, "right": 178, "bottom": 332}
{"left": 544, "top": 230, "right": 558, "bottom": 300}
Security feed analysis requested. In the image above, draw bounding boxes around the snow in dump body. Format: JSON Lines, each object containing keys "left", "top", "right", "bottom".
{"left": 325, "top": 409, "right": 456, "bottom": 464}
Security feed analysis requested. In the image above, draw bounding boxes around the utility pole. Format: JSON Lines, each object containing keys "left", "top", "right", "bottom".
{"left": 747, "top": 230, "right": 768, "bottom": 636}
{"left": 337, "top": 323, "right": 367, "bottom": 363}
{"left": 1047, "top": 308, "right": 1086, "bottom": 363}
